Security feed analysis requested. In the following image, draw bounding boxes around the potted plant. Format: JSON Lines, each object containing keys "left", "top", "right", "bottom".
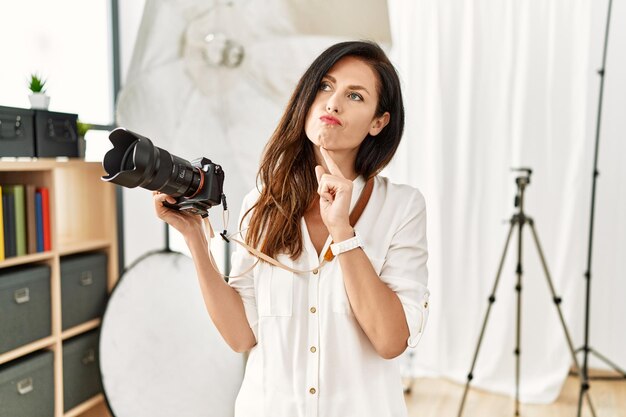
{"left": 28, "top": 73, "right": 50, "bottom": 109}
{"left": 76, "top": 120, "right": 91, "bottom": 158}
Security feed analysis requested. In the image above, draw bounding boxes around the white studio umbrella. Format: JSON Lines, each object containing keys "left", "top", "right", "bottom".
{"left": 116, "top": 0, "right": 391, "bottom": 221}
{"left": 100, "top": 251, "right": 246, "bottom": 417}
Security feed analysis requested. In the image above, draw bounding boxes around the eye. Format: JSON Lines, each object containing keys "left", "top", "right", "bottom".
{"left": 348, "top": 92, "right": 363, "bottom": 101}
{"left": 319, "top": 81, "right": 332, "bottom": 91}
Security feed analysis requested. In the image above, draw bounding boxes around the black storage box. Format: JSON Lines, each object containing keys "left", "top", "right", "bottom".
{"left": 0, "top": 106, "right": 36, "bottom": 157}
{"left": 62, "top": 330, "right": 102, "bottom": 411}
{"left": 60, "top": 252, "right": 108, "bottom": 330}
{"left": 33, "top": 110, "right": 78, "bottom": 157}
{"left": 0, "top": 264, "right": 52, "bottom": 354}
{"left": 0, "top": 350, "right": 55, "bottom": 417}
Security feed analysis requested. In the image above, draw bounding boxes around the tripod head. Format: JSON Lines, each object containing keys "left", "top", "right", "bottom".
{"left": 511, "top": 167, "right": 533, "bottom": 209}
{"left": 512, "top": 167, "right": 532, "bottom": 187}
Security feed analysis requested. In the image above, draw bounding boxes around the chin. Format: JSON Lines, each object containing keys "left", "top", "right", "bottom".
{"left": 308, "top": 135, "right": 325, "bottom": 148}
{"left": 316, "top": 133, "right": 337, "bottom": 148}
{"left": 318, "top": 139, "right": 334, "bottom": 150}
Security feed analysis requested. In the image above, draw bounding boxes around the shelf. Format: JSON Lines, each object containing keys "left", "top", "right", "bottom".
{"left": 61, "top": 319, "right": 101, "bottom": 341}
{"left": 58, "top": 239, "right": 112, "bottom": 256}
{"left": 0, "top": 158, "right": 103, "bottom": 171}
{"left": 63, "top": 393, "right": 106, "bottom": 417}
{"left": 0, "top": 336, "right": 56, "bottom": 366}
{"left": 0, "top": 251, "right": 54, "bottom": 269}
{"left": 0, "top": 241, "right": 113, "bottom": 268}
{"left": 0, "top": 159, "right": 118, "bottom": 417}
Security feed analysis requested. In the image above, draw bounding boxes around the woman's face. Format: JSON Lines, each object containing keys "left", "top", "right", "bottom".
{"left": 304, "top": 56, "right": 390, "bottom": 155}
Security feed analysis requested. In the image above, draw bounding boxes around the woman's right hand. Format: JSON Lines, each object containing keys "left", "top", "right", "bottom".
{"left": 152, "top": 191, "right": 204, "bottom": 239}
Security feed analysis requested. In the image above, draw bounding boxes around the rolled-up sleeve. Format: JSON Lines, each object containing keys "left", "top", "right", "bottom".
{"left": 227, "top": 190, "right": 259, "bottom": 342}
{"left": 379, "top": 188, "right": 429, "bottom": 348}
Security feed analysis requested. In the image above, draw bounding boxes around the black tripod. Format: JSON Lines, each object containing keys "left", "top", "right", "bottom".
{"left": 457, "top": 168, "right": 596, "bottom": 417}
{"left": 575, "top": 0, "right": 626, "bottom": 415}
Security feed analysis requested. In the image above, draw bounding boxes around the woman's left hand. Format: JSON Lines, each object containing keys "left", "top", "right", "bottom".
{"left": 315, "top": 147, "right": 353, "bottom": 235}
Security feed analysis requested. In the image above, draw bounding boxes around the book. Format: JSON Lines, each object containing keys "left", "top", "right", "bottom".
{"left": 2, "top": 193, "right": 9, "bottom": 259}
{"left": 25, "top": 185, "right": 37, "bottom": 254}
{"left": 4, "top": 190, "right": 16, "bottom": 257}
{"left": 35, "top": 191, "right": 44, "bottom": 253}
{"left": 37, "top": 187, "right": 51, "bottom": 251}
{"left": 0, "top": 185, "right": 4, "bottom": 261}
{"left": 12, "top": 185, "right": 26, "bottom": 256}
{"left": 3, "top": 185, "right": 26, "bottom": 257}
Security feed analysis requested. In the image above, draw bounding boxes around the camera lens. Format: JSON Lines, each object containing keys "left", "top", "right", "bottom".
{"left": 102, "top": 128, "right": 202, "bottom": 197}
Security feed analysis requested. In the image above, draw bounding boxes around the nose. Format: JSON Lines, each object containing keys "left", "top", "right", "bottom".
{"left": 326, "top": 92, "right": 341, "bottom": 113}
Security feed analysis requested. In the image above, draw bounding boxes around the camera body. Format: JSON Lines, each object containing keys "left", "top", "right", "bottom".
{"left": 162, "top": 157, "right": 224, "bottom": 216}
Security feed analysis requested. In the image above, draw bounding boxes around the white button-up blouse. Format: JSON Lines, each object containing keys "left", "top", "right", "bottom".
{"left": 227, "top": 174, "right": 429, "bottom": 417}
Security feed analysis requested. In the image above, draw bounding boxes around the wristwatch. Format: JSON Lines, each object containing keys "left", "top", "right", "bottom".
{"left": 330, "top": 230, "right": 364, "bottom": 256}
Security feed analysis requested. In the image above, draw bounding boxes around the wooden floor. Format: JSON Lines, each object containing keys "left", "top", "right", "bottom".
{"left": 405, "top": 374, "right": 626, "bottom": 417}
{"left": 80, "top": 373, "right": 626, "bottom": 417}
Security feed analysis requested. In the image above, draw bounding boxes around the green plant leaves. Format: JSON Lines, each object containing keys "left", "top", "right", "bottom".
{"left": 28, "top": 73, "right": 47, "bottom": 93}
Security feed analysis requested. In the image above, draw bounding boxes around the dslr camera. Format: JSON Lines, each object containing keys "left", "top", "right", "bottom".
{"left": 101, "top": 128, "right": 225, "bottom": 217}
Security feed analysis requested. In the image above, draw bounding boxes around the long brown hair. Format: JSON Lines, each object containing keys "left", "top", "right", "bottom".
{"left": 242, "top": 41, "right": 405, "bottom": 261}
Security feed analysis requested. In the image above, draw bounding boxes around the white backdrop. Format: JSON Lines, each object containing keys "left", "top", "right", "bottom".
{"left": 116, "top": 0, "right": 626, "bottom": 404}
{"left": 386, "top": 0, "right": 626, "bottom": 403}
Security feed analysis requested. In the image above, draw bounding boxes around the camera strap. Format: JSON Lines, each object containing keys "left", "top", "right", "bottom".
{"left": 205, "top": 177, "right": 374, "bottom": 279}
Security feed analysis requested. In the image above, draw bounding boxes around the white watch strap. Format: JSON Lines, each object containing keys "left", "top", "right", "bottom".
{"left": 330, "top": 231, "right": 363, "bottom": 256}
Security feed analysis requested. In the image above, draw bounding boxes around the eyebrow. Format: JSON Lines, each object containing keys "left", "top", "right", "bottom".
{"left": 323, "top": 75, "right": 371, "bottom": 96}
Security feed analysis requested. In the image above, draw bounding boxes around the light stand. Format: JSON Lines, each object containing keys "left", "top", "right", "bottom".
{"left": 457, "top": 168, "right": 596, "bottom": 417}
{"left": 576, "top": 0, "right": 626, "bottom": 416}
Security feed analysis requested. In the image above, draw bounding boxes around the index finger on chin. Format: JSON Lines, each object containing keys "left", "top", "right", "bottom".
{"left": 320, "top": 147, "right": 345, "bottom": 178}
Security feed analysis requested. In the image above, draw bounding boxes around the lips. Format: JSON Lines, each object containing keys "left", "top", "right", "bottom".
{"left": 320, "top": 115, "right": 342, "bottom": 126}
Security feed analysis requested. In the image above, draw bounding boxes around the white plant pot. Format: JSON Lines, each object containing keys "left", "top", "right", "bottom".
{"left": 28, "top": 93, "right": 50, "bottom": 110}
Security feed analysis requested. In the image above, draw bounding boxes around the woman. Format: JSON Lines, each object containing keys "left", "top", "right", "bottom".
{"left": 154, "top": 41, "right": 429, "bottom": 417}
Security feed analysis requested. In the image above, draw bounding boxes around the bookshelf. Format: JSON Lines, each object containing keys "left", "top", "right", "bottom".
{"left": 0, "top": 159, "right": 117, "bottom": 417}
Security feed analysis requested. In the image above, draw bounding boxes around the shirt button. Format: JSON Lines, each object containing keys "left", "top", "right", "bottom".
{"left": 312, "top": 269, "right": 319, "bottom": 274}
{"left": 309, "top": 388, "right": 316, "bottom": 394}
{"left": 310, "top": 346, "right": 317, "bottom": 353}
{"left": 424, "top": 301, "right": 429, "bottom": 309}
{"left": 310, "top": 307, "right": 316, "bottom": 313}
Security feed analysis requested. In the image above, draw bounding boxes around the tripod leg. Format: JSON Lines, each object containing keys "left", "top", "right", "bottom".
{"left": 457, "top": 221, "right": 515, "bottom": 417}
{"left": 587, "top": 348, "right": 626, "bottom": 378}
{"left": 572, "top": 347, "right": 626, "bottom": 379}
{"left": 514, "top": 215, "right": 524, "bottom": 417}
{"left": 528, "top": 221, "right": 597, "bottom": 417}
{"left": 577, "top": 381, "right": 598, "bottom": 417}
